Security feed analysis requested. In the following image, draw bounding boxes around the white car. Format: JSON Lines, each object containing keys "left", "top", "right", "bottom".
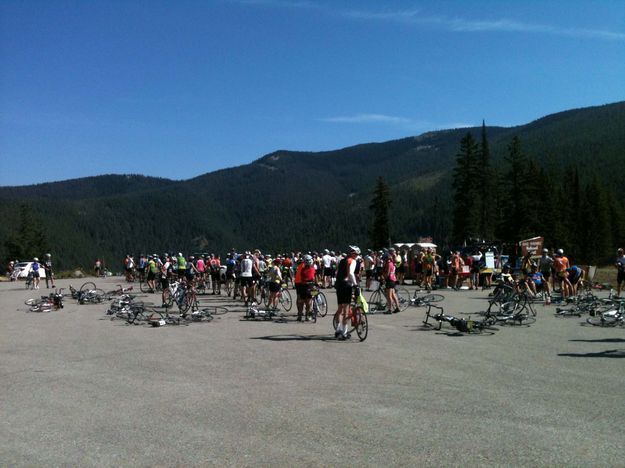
{"left": 11, "top": 262, "right": 46, "bottom": 280}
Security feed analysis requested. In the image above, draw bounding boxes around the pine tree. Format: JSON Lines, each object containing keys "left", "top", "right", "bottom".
{"left": 452, "top": 132, "right": 480, "bottom": 242}
{"left": 369, "top": 177, "right": 392, "bottom": 249}
{"left": 499, "top": 136, "right": 533, "bottom": 244}
{"left": 478, "top": 121, "right": 496, "bottom": 239}
{"left": 4, "top": 204, "right": 48, "bottom": 261}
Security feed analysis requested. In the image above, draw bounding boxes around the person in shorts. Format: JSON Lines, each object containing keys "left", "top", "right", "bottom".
{"left": 294, "top": 255, "right": 316, "bottom": 321}
{"left": 334, "top": 246, "right": 360, "bottom": 339}
{"left": 383, "top": 248, "right": 400, "bottom": 313}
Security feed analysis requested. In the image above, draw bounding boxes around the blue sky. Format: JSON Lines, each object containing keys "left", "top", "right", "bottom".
{"left": 1, "top": 0, "right": 624, "bottom": 186}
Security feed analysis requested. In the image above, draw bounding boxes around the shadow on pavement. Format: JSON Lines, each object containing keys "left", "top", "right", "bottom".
{"left": 569, "top": 338, "right": 625, "bottom": 343}
{"left": 558, "top": 349, "right": 625, "bottom": 358}
{"left": 251, "top": 334, "right": 339, "bottom": 342}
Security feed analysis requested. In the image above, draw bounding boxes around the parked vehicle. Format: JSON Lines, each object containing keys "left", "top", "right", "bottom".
{"left": 11, "top": 262, "right": 46, "bottom": 280}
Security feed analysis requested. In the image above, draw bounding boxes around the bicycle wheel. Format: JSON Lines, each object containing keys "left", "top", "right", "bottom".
{"left": 25, "top": 298, "right": 43, "bottom": 306}
{"left": 396, "top": 287, "right": 411, "bottom": 311}
{"left": 139, "top": 280, "right": 150, "bottom": 293}
{"left": 79, "top": 281, "right": 97, "bottom": 294}
{"left": 368, "top": 290, "right": 385, "bottom": 313}
{"left": 316, "top": 292, "right": 328, "bottom": 317}
{"left": 279, "top": 288, "right": 292, "bottom": 312}
{"left": 421, "top": 294, "right": 444, "bottom": 304}
{"left": 30, "top": 302, "right": 52, "bottom": 313}
{"left": 354, "top": 307, "right": 368, "bottom": 341}
{"left": 586, "top": 312, "right": 619, "bottom": 327}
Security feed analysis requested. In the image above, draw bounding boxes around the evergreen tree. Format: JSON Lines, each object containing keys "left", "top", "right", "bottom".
{"left": 478, "top": 121, "right": 496, "bottom": 239}
{"left": 452, "top": 132, "right": 480, "bottom": 242}
{"left": 4, "top": 204, "right": 48, "bottom": 261}
{"left": 369, "top": 177, "right": 392, "bottom": 249}
{"left": 499, "top": 136, "right": 533, "bottom": 244}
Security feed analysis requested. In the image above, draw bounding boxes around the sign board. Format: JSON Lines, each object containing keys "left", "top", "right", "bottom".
{"left": 519, "top": 236, "right": 544, "bottom": 256}
{"left": 485, "top": 251, "right": 495, "bottom": 269}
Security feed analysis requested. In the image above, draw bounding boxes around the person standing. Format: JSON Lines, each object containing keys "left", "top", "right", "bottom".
{"left": 554, "top": 249, "right": 572, "bottom": 298}
{"left": 31, "top": 257, "right": 41, "bottom": 289}
{"left": 294, "top": 255, "right": 316, "bottom": 321}
{"left": 239, "top": 253, "right": 254, "bottom": 305}
{"left": 538, "top": 248, "right": 554, "bottom": 297}
{"left": 383, "top": 248, "right": 400, "bottom": 314}
{"left": 43, "top": 253, "right": 55, "bottom": 289}
{"left": 615, "top": 248, "right": 625, "bottom": 298}
{"left": 334, "top": 246, "right": 360, "bottom": 339}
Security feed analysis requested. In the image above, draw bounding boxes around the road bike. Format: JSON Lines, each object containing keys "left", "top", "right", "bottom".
{"left": 25, "top": 289, "right": 65, "bottom": 312}
{"left": 422, "top": 303, "right": 495, "bottom": 334}
{"left": 368, "top": 282, "right": 410, "bottom": 313}
{"left": 332, "top": 300, "right": 368, "bottom": 341}
{"left": 410, "top": 290, "right": 444, "bottom": 307}
{"left": 586, "top": 298, "right": 624, "bottom": 327}
{"left": 310, "top": 284, "right": 328, "bottom": 323}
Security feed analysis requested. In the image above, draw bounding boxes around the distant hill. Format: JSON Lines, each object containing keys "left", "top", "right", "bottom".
{"left": 1, "top": 101, "right": 623, "bottom": 271}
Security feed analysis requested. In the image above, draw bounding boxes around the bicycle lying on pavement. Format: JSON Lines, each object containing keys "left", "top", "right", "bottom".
{"left": 422, "top": 304, "right": 495, "bottom": 334}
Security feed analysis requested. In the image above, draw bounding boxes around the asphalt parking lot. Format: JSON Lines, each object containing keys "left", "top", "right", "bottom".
{"left": 1, "top": 277, "right": 623, "bottom": 467}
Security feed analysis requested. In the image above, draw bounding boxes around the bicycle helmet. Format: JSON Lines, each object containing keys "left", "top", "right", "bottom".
{"left": 556, "top": 248, "right": 564, "bottom": 256}
{"left": 348, "top": 245, "right": 361, "bottom": 255}
{"left": 304, "top": 255, "right": 313, "bottom": 266}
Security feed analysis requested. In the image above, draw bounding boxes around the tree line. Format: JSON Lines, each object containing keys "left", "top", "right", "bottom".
{"left": 451, "top": 124, "right": 624, "bottom": 264}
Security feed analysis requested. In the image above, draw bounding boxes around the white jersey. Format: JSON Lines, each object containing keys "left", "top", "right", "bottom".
{"left": 240, "top": 258, "right": 253, "bottom": 277}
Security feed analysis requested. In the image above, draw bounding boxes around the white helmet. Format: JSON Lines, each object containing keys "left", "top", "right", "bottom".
{"left": 303, "top": 255, "right": 313, "bottom": 266}
{"left": 348, "top": 245, "right": 361, "bottom": 255}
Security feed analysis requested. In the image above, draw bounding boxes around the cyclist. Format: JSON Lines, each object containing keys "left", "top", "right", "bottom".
{"left": 239, "top": 252, "right": 254, "bottom": 305}
{"left": 209, "top": 254, "right": 222, "bottom": 295}
{"left": 225, "top": 253, "right": 236, "bottom": 296}
{"left": 567, "top": 265, "right": 584, "bottom": 295}
{"left": 384, "top": 248, "right": 400, "bottom": 314}
{"left": 267, "top": 258, "right": 283, "bottom": 310}
{"left": 185, "top": 256, "right": 198, "bottom": 283}
{"left": 538, "top": 248, "right": 554, "bottom": 296}
{"left": 123, "top": 254, "right": 134, "bottom": 282}
{"left": 160, "top": 254, "right": 174, "bottom": 307}
{"left": 615, "top": 248, "right": 625, "bottom": 298}
{"left": 146, "top": 255, "right": 158, "bottom": 293}
{"left": 554, "top": 249, "right": 572, "bottom": 298}
{"left": 527, "top": 264, "right": 545, "bottom": 296}
{"left": 30, "top": 257, "right": 41, "bottom": 289}
{"left": 449, "top": 251, "right": 464, "bottom": 290}
{"left": 322, "top": 249, "right": 334, "bottom": 288}
{"left": 294, "top": 255, "right": 316, "bottom": 321}
{"left": 422, "top": 248, "right": 436, "bottom": 291}
{"left": 334, "top": 246, "right": 360, "bottom": 340}
{"left": 43, "top": 253, "right": 55, "bottom": 289}
{"left": 176, "top": 253, "right": 187, "bottom": 280}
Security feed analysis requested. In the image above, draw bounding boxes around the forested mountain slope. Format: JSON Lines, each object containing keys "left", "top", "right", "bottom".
{"left": 1, "top": 101, "right": 623, "bottom": 270}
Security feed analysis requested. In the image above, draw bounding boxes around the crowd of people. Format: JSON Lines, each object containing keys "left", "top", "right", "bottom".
{"left": 5, "top": 245, "right": 625, "bottom": 339}
{"left": 109, "top": 244, "right": 625, "bottom": 340}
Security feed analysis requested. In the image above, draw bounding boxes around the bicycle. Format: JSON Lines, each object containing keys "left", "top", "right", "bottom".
{"left": 482, "top": 294, "right": 537, "bottom": 326}
{"left": 422, "top": 303, "right": 495, "bottom": 334}
{"left": 368, "top": 282, "right": 410, "bottom": 314}
{"left": 410, "top": 290, "right": 444, "bottom": 307}
{"left": 70, "top": 282, "right": 107, "bottom": 304}
{"left": 332, "top": 298, "right": 368, "bottom": 341}
{"left": 586, "top": 298, "right": 624, "bottom": 327}
{"left": 25, "top": 289, "right": 65, "bottom": 312}
{"left": 310, "top": 284, "right": 328, "bottom": 322}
